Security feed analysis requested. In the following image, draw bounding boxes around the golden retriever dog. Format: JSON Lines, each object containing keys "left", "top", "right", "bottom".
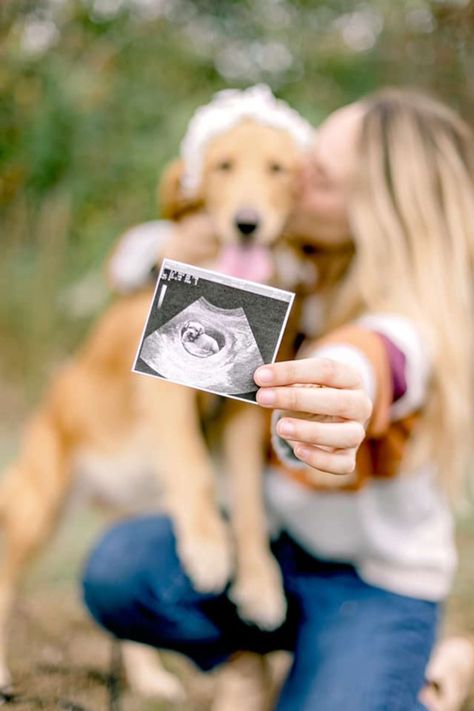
{"left": 0, "top": 86, "right": 313, "bottom": 701}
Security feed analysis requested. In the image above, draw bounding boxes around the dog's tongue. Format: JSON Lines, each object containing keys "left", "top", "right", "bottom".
{"left": 216, "top": 244, "right": 273, "bottom": 283}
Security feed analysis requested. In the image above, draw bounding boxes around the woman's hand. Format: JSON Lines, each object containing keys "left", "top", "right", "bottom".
{"left": 255, "top": 358, "right": 372, "bottom": 475}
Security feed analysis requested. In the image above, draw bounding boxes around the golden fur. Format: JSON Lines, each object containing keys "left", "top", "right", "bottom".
{"left": 0, "top": 119, "right": 307, "bottom": 698}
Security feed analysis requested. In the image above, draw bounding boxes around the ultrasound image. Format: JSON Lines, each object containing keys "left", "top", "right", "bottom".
{"left": 134, "top": 260, "right": 294, "bottom": 403}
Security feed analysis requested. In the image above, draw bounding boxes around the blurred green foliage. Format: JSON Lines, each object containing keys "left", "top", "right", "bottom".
{"left": 0, "top": 0, "right": 473, "bottom": 394}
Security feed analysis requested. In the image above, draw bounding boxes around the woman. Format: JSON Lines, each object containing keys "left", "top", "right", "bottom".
{"left": 82, "top": 89, "right": 474, "bottom": 710}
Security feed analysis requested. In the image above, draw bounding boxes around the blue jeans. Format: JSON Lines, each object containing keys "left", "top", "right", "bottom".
{"left": 82, "top": 515, "right": 439, "bottom": 710}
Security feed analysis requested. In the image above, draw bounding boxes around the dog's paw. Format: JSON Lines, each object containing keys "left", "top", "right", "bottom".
{"left": 123, "top": 643, "right": 186, "bottom": 703}
{"left": 0, "top": 663, "right": 12, "bottom": 693}
{"left": 230, "top": 556, "right": 287, "bottom": 630}
{"left": 177, "top": 517, "right": 233, "bottom": 593}
{"left": 129, "top": 667, "right": 186, "bottom": 702}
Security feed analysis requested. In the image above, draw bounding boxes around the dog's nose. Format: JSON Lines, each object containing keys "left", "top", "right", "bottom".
{"left": 234, "top": 209, "right": 260, "bottom": 239}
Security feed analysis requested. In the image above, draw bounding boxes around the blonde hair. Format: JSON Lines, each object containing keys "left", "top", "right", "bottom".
{"left": 331, "top": 88, "right": 474, "bottom": 496}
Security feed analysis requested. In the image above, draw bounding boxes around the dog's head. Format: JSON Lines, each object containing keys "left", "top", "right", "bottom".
{"left": 107, "top": 88, "right": 314, "bottom": 293}
{"left": 200, "top": 119, "right": 306, "bottom": 246}
{"left": 160, "top": 86, "right": 314, "bottom": 280}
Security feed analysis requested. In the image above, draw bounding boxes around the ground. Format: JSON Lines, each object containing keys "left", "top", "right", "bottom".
{"left": 1, "top": 399, "right": 474, "bottom": 711}
{"left": 5, "top": 509, "right": 217, "bottom": 711}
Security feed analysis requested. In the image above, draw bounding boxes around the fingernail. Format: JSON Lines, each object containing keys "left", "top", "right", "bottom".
{"left": 294, "top": 445, "right": 309, "bottom": 460}
{"left": 277, "top": 420, "right": 295, "bottom": 437}
{"left": 257, "top": 388, "right": 276, "bottom": 405}
{"left": 255, "top": 367, "right": 273, "bottom": 384}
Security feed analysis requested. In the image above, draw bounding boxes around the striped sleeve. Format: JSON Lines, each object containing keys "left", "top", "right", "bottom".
{"left": 355, "top": 313, "right": 431, "bottom": 421}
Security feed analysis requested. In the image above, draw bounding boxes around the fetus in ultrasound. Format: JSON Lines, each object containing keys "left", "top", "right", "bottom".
{"left": 181, "top": 321, "right": 220, "bottom": 358}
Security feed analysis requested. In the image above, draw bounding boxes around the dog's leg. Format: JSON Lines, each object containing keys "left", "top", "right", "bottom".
{"left": 224, "top": 404, "right": 287, "bottom": 630}
{"left": 0, "top": 408, "right": 72, "bottom": 689}
{"left": 122, "top": 641, "right": 186, "bottom": 702}
{"left": 138, "top": 379, "right": 232, "bottom": 592}
{"left": 211, "top": 652, "right": 273, "bottom": 711}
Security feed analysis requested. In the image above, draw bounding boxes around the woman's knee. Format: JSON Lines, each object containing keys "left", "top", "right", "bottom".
{"left": 82, "top": 514, "right": 177, "bottom": 630}
{"left": 81, "top": 514, "right": 237, "bottom": 668}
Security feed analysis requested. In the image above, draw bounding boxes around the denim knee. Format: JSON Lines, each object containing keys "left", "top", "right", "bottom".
{"left": 81, "top": 514, "right": 242, "bottom": 670}
{"left": 82, "top": 515, "right": 175, "bottom": 633}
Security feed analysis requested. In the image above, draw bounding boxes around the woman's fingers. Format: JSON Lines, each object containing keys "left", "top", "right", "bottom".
{"left": 277, "top": 417, "right": 366, "bottom": 450}
{"left": 255, "top": 357, "right": 363, "bottom": 390}
{"left": 257, "top": 384, "right": 372, "bottom": 423}
{"left": 255, "top": 357, "right": 373, "bottom": 475}
{"left": 292, "top": 445, "right": 358, "bottom": 475}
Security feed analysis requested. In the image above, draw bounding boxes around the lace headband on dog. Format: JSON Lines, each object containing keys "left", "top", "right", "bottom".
{"left": 180, "top": 84, "right": 315, "bottom": 197}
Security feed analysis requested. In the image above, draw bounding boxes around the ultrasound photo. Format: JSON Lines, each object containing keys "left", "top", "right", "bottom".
{"left": 133, "top": 259, "right": 295, "bottom": 403}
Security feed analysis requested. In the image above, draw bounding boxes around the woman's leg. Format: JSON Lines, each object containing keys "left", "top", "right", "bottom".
{"left": 83, "top": 518, "right": 438, "bottom": 709}
{"left": 82, "top": 514, "right": 296, "bottom": 671}
{"left": 275, "top": 546, "right": 439, "bottom": 711}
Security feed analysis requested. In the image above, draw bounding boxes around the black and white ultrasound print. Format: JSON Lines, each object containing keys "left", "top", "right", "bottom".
{"left": 133, "top": 259, "right": 294, "bottom": 403}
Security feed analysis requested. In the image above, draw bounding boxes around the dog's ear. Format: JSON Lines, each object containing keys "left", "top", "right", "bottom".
{"left": 158, "top": 159, "right": 201, "bottom": 220}
{"left": 158, "top": 159, "right": 185, "bottom": 219}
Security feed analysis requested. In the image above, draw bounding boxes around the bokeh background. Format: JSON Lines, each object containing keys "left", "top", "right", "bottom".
{"left": 2, "top": 0, "right": 474, "bottom": 394}
{"left": 1, "top": 1, "right": 474, "bottom": 709}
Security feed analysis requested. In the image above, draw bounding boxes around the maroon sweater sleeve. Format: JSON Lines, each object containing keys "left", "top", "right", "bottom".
{"left": 375, "top": 332, "right": 407, "bottom": 404}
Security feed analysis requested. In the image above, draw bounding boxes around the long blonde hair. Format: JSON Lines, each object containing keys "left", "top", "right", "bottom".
{"left": 331, "top": 88, "right": 474, "bottom": 496}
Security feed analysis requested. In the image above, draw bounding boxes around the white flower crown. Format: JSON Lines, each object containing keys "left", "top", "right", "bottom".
{"left": 180, "top": 84, "right": 314, "bottom": 197}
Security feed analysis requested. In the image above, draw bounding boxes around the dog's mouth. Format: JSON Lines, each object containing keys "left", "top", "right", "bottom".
{"left": 216, "top": 243, "right": 273, "bottom": 284}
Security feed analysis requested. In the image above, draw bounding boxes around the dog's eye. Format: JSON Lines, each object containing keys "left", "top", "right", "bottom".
{"left": 216, "top": 160, "right": 233, "bottom": 172}
{"left": 269, "top": 162, "right": 285, "bottom": 174}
